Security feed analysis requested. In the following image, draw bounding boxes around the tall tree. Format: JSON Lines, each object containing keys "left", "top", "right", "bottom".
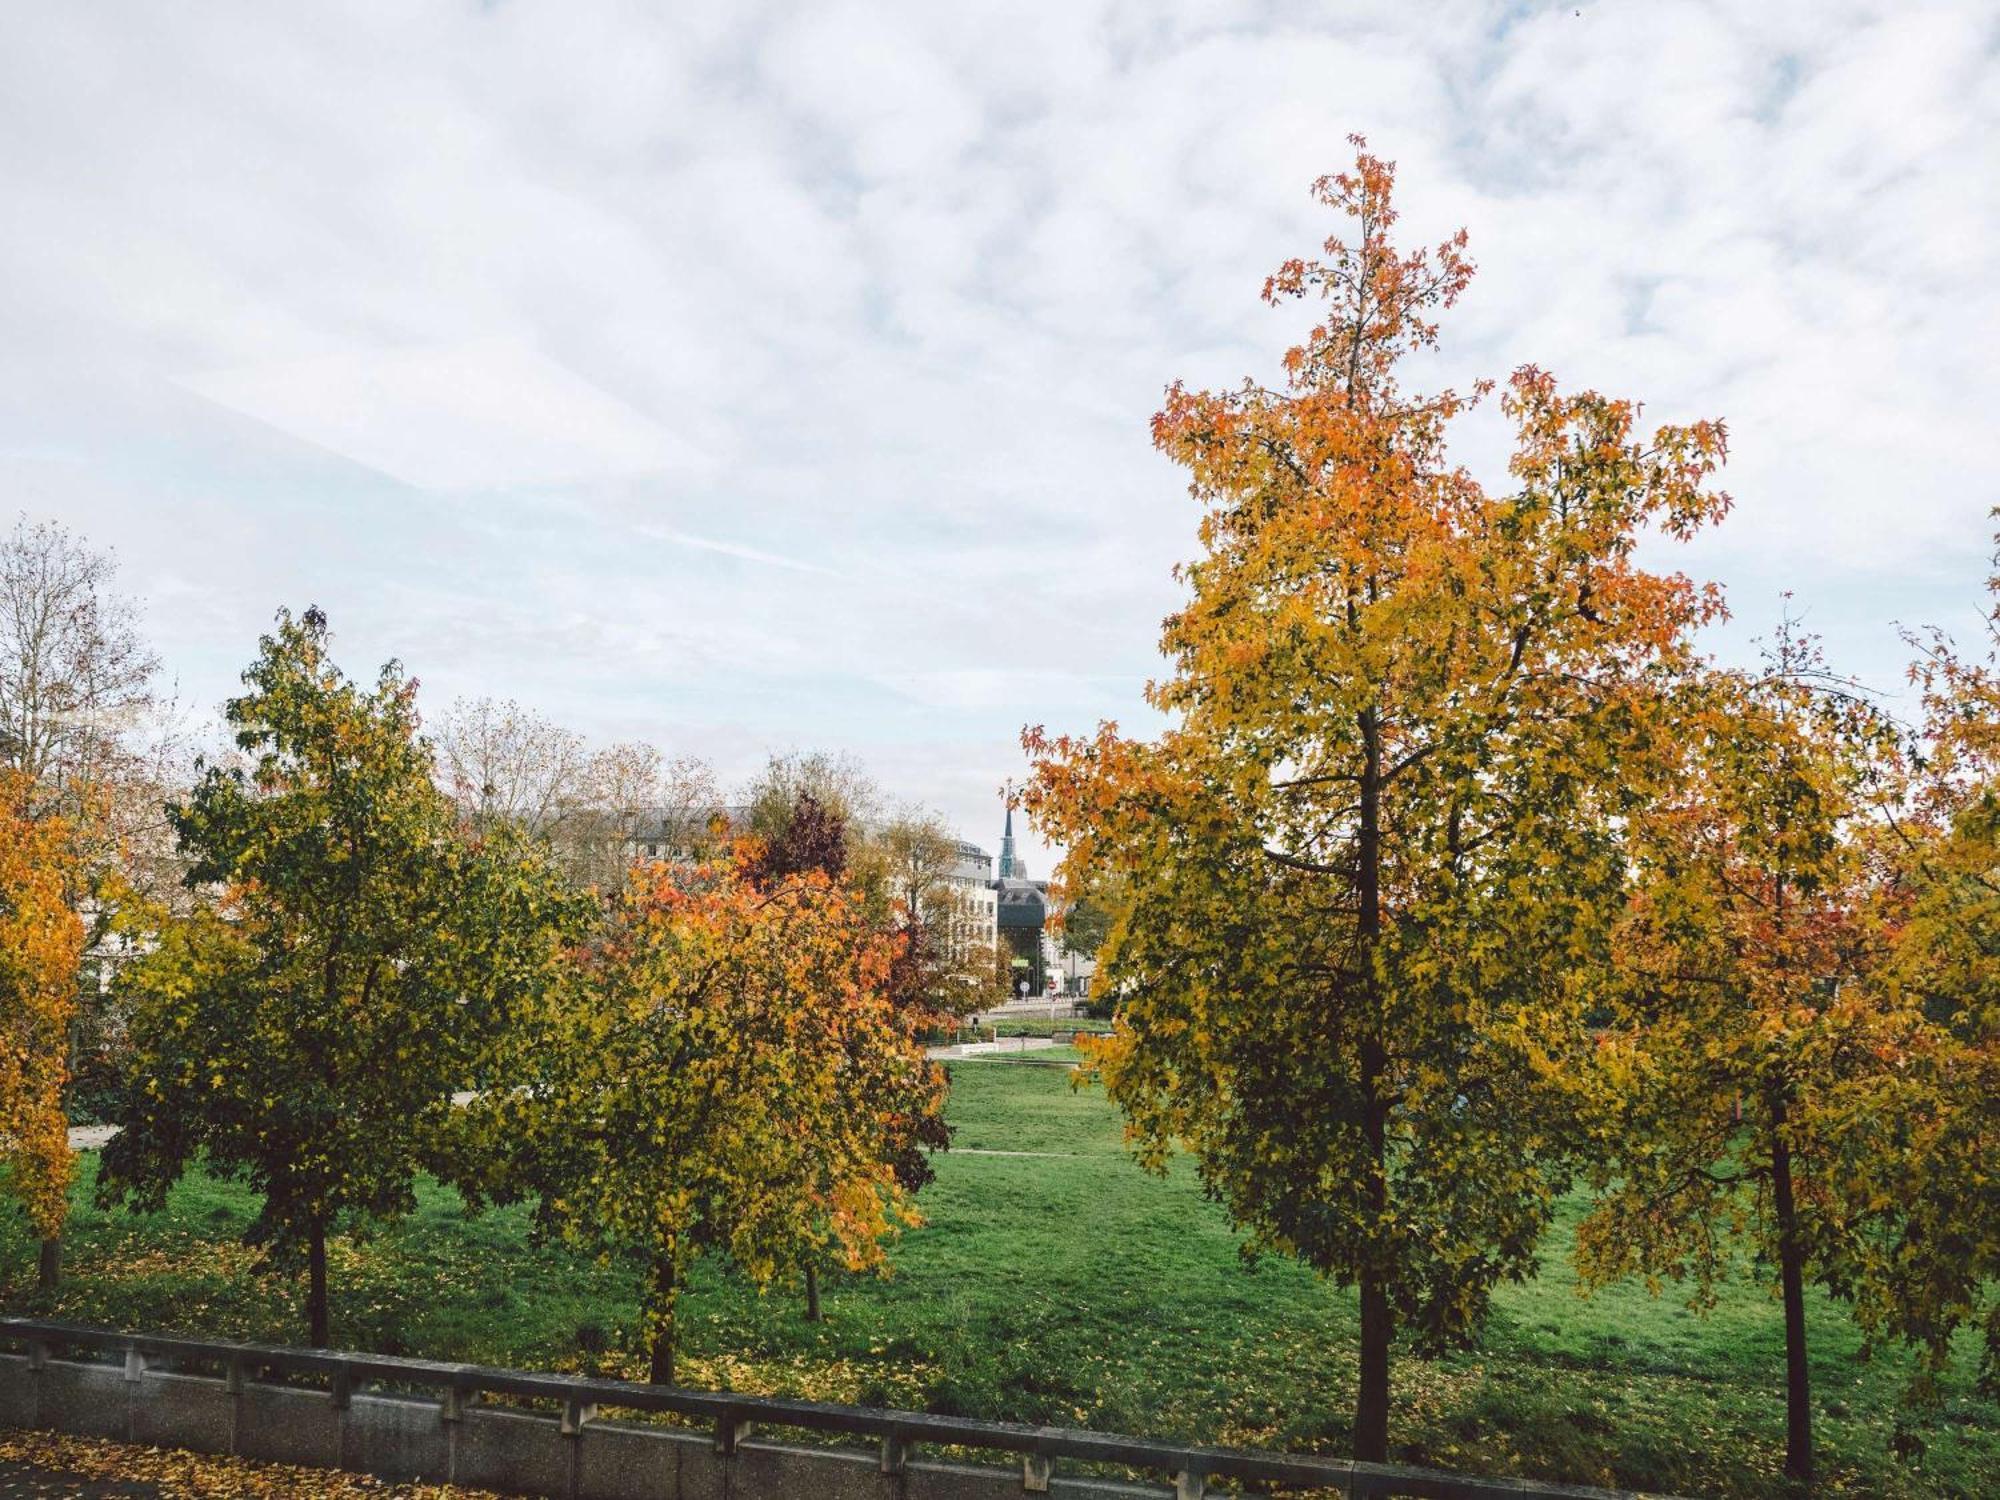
{"left": 0, "top": 515, "right": 158, "bottom": 799}
{"left": 570, "top": 743, "right": 723, "bottom": 888}
{"left": 0, "top": 770, "right": 86, "bottom": 1289}
{"left": 452, "top": 852, "right": 930, "bottom": 1383}
{"left": 431, "top": 695, "right": 590, "bottom": 836}
{"left": 100, "top": 608, "right": 586, "bottom": 1346}
{"left": 1021, "top": 141, "right": 1729, "bottom": 1461}
{"left": 0, "top": 516, "right": 165, "bottom": 1283}
{"left": 1576, "top": 636, "right": 1904, "bottom": 1489}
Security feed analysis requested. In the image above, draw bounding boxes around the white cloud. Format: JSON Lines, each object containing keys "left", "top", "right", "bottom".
{"left": 179, "top": 339, "right": 698, "bottom": 490}
{"left": 2, "top": 0, "right": 1996, "bottom": 871}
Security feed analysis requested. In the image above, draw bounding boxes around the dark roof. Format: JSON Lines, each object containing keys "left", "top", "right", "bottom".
{"left": 995, "top": 878, "right": 1048, "bottom": 930}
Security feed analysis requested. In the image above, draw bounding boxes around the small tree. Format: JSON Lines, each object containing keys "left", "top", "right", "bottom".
{"left": 0, "top": 770, "right": 86, "bottom": 1289}
{"left": 743, "top": 750, "right": 875, "bottom": 862}
{"left": 455, "top": 852, "right": 930, "bottom": 1383}
{"left": 1022, "top": 141, "right": 1729, "bottom": 1461}
{"left": 101, "top": 608, "right": 585, "bottom": 1346}
{"left": 1578, "top": 639, "right": 1905, "bottom": 1488}
{"left": 746, "top": 790, "right": 849, "bottom": 887}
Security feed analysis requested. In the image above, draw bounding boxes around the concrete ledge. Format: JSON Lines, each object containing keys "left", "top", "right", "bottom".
{"left": 0, "top": 1333, "right": 1682, "bottom": 1500}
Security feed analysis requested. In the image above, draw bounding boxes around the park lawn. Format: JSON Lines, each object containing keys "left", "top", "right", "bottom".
{"left": 1, "top": 1059, "right": 1992, "bottom": 1498}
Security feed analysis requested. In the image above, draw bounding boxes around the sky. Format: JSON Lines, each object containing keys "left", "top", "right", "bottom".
{"left": 4, "top": 1, "right": 1996, "bottom": 872}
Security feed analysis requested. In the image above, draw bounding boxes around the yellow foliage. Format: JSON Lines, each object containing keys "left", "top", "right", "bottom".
{"left": 0, "top": 768, "right": 86, "bottom": 1242}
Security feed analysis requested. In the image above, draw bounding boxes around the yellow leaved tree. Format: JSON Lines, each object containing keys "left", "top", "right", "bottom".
{"left": 1021, "top": 140, "right": 1729, "bottom": 1461}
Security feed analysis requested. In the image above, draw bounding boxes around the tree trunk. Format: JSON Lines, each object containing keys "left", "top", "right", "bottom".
{"left": 1355, "top": 1258, "right": 1392, "bottom": 1463}
{"left": 1351, "top": 706, "right": 1392, "bottom": 1465}
{"left": 36, "top": 1236, "right": 61, "bottom": 1292}
{"left": 306, "top": 1219, "right": 330, "bottom": 1348}
{"left": 648, "top": 1251, "right": 678, "bottom": 1386}
{"left": 805, "top": 1263, "right": 821, "bottom": 1322}
{"left": 1768, "top": 1088, "right": 1813, "bottom": 1489}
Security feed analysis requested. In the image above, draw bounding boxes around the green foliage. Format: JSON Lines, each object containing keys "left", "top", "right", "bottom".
{"left": 97, "top": 607, "right": 587, "bottom": 1343}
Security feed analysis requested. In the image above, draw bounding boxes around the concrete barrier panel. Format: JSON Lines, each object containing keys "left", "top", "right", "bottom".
{"left": 342, "top": 1390, "right": 453, "bottom": 1486}
{"left": 235, "top": 1381, "right": 341, "bottom": 1469}
{"left": 32, "top": 1361, "right": 127, "bottom": 1440}
{"left": 905, "top": 1459, "right": 1165, "bottom": 1500}
{"left": 0, "top": 1353, "right": 37, "bottom": 1427}
{"left": 730, "top": 1442, "right": 901, "bottom": 1500}
{"left": 574, "top": 1418, "right": 690, "bottom": 1500}
{"left": 129, "top": 1371, "right": 233, "bottom": 1455}
{"left": 453, "top": 1405, "right": 573, "bottom": 1497}
{"left": 673, "top": 1433, "right": 732, "bottom": 1500}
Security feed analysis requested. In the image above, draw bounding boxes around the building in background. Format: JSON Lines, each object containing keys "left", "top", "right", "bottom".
{"left": 988, "top": 808, "right": 1095, "bottom": 1000}
{"left": 948, "top": 838, "right": 999, "bottom": 956}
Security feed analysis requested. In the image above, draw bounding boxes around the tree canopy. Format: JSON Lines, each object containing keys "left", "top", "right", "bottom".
{"left": 449, "top": 849, "right": 937, "bottom": 1384}
{"left": 0, "top": 769, "right": 86, "bottom": 1288}
{"left": 101, "top": 608, "right": 586, "bottom": 1345}
{"left": 1022, "top": 139, "right": 1730, "bottom": 1460}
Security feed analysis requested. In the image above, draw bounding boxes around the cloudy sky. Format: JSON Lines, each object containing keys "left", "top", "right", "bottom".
{"left": 5, "top": 2, "right": 1995, "bottom": 868}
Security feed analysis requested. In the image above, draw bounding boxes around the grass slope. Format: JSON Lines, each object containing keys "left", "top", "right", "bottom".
{"left": 3, "top": 1057, "right": 1993, "bottom": 1497}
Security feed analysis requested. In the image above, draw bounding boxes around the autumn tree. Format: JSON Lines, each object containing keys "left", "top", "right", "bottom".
{"left": 432, "top": 695, "right": 591, "bottom": 835}
{"left": 570, "top": 743, "right": 723, "bottom": 888}
{"left": 0, "top": 516, "right": 171, "bottom": 1281}
{"left": 100, "top": 608, "right": 587, "bottom": 1346}
{"left": 739, "top": 796, "right": 964, "bottom": 1317}
{"left": 0, "top": 771, "right": 86, "bottom": 1290}
{"left": 865, "top": 809, "right": 1001, "bottom": 1025}
{"left": 1021, "top": 141, "right": 1729, "bottom": 1462}
{"left": 1825, "top": 532, "right": 2000, "bottom": 1444}
{"left": 746, "top": 791, "right": 850, "bottom": 886}
{"left": 452, "top": 851, "right": 932, "bottom": 1383}
{"left": 1577, "top": 634, "right": 1906, "bottom": 1489}
{"left": 744, "top": 751, "right": 874, "bottom": 861}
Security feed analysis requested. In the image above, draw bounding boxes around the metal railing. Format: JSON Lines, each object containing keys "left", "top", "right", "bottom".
{"left": 0, "top": 1317, "right": 1675, "bottom": 1499}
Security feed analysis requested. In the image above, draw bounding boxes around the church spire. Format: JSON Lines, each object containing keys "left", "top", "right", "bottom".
{"left": 999, "top": 805, "right": 1016, "bottom": 879}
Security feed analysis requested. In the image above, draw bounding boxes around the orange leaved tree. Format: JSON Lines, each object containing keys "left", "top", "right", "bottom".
{"left": 453, "top": 849, "right": 937, "bottom": 1385}
{"left": 1577, "top": 629, "right": 1908, "bottom": 1489}
{"left": 1021, "top": 139, "right": 1729, "bottom": 1461}
{"left": 0, "top": 769, "right": 86, "bottom": 1290}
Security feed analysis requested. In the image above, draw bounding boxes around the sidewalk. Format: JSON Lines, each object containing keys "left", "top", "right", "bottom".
{"left": 924, "top": 1035, "right": 1062, "bottom": 1060}
{"left": 66, "top": 1090, "right": 482, "bottom": 1153}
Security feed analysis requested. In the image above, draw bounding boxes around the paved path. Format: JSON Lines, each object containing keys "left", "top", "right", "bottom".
{"left": 924, "top": 1035, "right": 1062, "bottom": 1061}
{"left": 65, "top": 1052, "right": 1077, "bottom": 1152}
{"left": 67, "top": 1090, "right": 483, "bottom": 1153}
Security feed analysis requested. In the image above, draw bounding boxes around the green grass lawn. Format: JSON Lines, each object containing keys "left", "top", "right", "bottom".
{"left": 4, "top": 1059, "right": 1994, "bottom": 1497}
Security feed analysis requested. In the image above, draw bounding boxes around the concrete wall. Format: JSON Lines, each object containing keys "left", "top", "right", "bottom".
{"left": 0, "top": 1352, "right": 1162, "bottom": 1499}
